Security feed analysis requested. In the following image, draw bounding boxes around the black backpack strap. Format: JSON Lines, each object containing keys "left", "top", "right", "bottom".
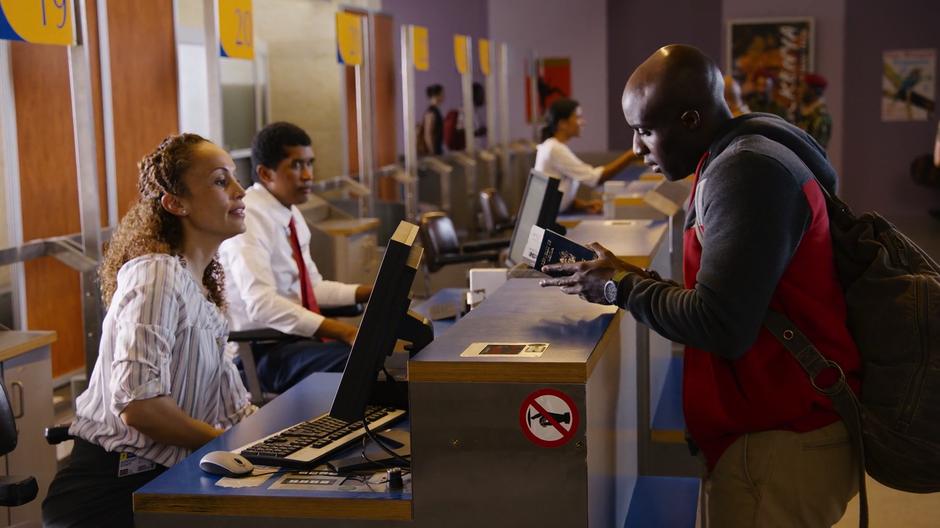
{"left": 764, "top": 310, "right": 868, "bottom": 528}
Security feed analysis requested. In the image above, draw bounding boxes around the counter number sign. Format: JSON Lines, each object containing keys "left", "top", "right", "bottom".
{"left": 0, "top": 0, "right": 75, "bottom": 46}
{"left": 519, "top": 388, "right": 579, "bottom": 448}
{"left": 218, "top": 0, "right": 253, "bottom": 59}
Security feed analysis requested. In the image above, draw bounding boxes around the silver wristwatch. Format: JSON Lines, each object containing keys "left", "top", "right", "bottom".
{"left": 603, "top": 271, "right": 629, "bottom": 305}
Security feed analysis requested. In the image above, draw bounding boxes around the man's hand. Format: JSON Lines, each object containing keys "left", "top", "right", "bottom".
{"left": 572, "top": 198, "right": 603, "bottom": 214}
{"left": 355, "top": 285, "right": 373, "bottom": 304}
{"left": 540, "top": 242, "right": 647, "bottom": 304}
{"left": 315, "top": 318, "right": 359, "bottom": 345}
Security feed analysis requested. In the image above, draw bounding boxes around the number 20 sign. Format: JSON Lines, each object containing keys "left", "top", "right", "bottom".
{"left": 0, "top": 0, "right": 76, "bottom": 46}
{"left": 219, "top": 0, "right": 253, "bottom": 60}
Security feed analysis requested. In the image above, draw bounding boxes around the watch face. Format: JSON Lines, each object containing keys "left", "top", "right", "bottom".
{"left": 604, "top": 280, "right": 617, "bottom": 304}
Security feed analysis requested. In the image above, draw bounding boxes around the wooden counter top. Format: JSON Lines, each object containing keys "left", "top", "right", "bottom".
{"left": 409, "top": 279, "right": 617, "bottom": 384}
{"left": 0, "top": 331, "right": 57, "bottom": 363}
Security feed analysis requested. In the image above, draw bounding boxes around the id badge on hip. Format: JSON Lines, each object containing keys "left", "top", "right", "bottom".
{"left": 118, "top": 452, "right": 156, "bottom": 478}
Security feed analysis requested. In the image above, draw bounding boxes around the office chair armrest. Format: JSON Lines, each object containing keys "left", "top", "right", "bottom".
{"left": 462, "top": 238, "right": 510, "bottom": 252}
{"left": 44, "top": 424, "right": 73, "bottom": 445}
{"left": 320, "top": 303, "right": 365, "bottom": 318}
{"left": 227, "top": 329, "right": 297, "bottom": 343}
{"left": 0, "top": 475, "right": 38, "bottom": 507}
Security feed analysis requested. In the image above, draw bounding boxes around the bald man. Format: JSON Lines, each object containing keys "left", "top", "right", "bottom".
{"left": 542, "top": 45, "right": 860, "bottom": 527}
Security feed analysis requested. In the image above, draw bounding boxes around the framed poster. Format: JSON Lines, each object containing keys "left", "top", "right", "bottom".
{"left": 882, "top": 49, "right": 936, "bottom": 121}
{"left": 727, "top": 17, "right": 814, "bottom": 121}
{"left": 525, "top": 57, "right": 571, "bottom": 122}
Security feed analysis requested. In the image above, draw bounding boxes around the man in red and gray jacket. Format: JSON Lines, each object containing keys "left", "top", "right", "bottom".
{"left": 542, "top": 44, "right": 861, "bottom": 527}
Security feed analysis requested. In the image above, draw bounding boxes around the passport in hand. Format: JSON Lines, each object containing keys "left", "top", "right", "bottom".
{"left": 523, "top": 225, "right": 597, "bottom": 276}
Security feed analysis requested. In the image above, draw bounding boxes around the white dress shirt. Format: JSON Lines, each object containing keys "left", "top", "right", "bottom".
{"left": 218, "top": 183, "right": 359, "bottom": 337}
{"left": 535, "top": 137, "right": 604, "bottom": 212}
{"left": 70, "top": 254, "right": 255, "bottom": 467}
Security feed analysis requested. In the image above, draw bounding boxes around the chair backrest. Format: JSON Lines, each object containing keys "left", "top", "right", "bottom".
{"left": 419, "top": 212, "right": 460, "bottom": 272}
{"left": 0, "top": 379, "right": 17, "bottom": 456}
{"left": 479, "top": 188, "right": 512, "bottom": 235}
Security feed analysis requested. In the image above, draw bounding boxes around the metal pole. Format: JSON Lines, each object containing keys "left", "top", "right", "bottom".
{"left": 0, "top": 41, "right": 27, "bottom": 330}
{"left": 497, "top": 43, "right": 511, "bottom": 195}
{"left": 69, "top": 0, "right": 105, "bottom": 377}
{"left": 355, "top": 14, "right": 375, "bottom": 217}
{"left": 96, "top": 0, "right": 118, "bottom": 228}
{"left": 461, "top": 37, "right": 475, "bottom": 156}
{"left": 203, "top": 0, "right": 224, "bottom": 145}
{"left": 528, "top": 50, "right": 539, "bottom": 142}
{"left": 400, "top": 25, "right": 417, "bottom": 221}
{"left": 485, "top": 42, "right": 497, "bottom": 149}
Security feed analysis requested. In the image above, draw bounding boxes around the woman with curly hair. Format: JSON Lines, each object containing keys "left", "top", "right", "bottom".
{"left": 43, "top": 133, "right": 255, "bottom": 528}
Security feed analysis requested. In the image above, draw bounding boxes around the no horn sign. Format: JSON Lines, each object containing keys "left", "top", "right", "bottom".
{"left": 519, "top": 388, "right": 580, "bottom": 448}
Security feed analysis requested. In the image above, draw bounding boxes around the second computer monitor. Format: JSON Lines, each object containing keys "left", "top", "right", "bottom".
{"left": 507, "top": 169, "right": 563, "bottom": 266}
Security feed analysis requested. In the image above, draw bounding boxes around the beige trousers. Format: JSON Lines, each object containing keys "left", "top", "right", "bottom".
{"left": 706, "top": 421, "right": 860, "bottom": 528}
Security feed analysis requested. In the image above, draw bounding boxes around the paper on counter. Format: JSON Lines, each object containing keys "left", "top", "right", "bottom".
{"left": 214, "top": 465, "right": 279, "bottom": 488}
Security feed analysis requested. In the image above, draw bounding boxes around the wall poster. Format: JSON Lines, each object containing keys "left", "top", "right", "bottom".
{"left": 882, "top": 49, "right": 936, "bottom": 122}
{"left": 727, "top": 17, "right": 813, "bottom": 122}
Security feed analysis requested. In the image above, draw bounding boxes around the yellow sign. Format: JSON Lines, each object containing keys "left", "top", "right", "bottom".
{"left": 218, "top": 0, "right": 253, "bottom": 59}
{"left": 454, "top": 34, "right": 469, "bottom": 74}
{"left": 0, "top": 0, "right": 75, "bottom": 46}
{"left": 412, "top": 25, "right": 429, "bottom": 71}
{"left": 336, "top": 11, "right": 362, "bottom": 66}
{"left": 478, "top": 39, "right": 490, "bottom": 76}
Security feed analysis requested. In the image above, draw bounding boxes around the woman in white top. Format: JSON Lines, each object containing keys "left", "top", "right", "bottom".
{"left": 535, "top": 98, "right": 637, "bottom": 213}
{"left": 43, "top": 134, "right": 255, "bottom": 528}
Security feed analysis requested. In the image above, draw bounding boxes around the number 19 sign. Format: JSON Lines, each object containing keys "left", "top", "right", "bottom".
{"left": 0, "top": 0, "right": 75, "bottom": 46}
{"left": 219, "top": 0, "right": 253, "bottom": 59}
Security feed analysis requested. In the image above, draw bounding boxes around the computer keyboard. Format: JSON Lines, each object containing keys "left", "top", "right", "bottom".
{"left": 233, "top": 405, "right": 406, "bottom": 468}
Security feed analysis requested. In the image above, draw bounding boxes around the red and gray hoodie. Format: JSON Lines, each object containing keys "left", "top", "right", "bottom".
{"left": 616, "top": 113, "right": 861, "bottom": 469}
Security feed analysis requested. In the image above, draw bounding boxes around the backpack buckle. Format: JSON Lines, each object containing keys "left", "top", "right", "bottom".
{"left": 810, "top": 360, "right": 847, "bottom": 396}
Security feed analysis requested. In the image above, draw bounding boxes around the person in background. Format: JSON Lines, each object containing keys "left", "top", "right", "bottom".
{"left": 43, "top": 134, "right": 255, "bottom": 527}
{"left": 535, "top": 98, "right": 637, "bottom": 214}
{"left": 218, "top": 122, "right": 372, "bottom": 394}
{"left": 422, "top": 84, "right": 445, "bottom": 155}
{"left": 723, "top": 73, "right": 751, "bottom": 117}
{"left": 795, "top": 73, "right": 833, "bottom": 149}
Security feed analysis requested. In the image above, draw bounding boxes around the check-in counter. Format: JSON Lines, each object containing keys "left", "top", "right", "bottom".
{"left": 299, "top": 190, "right": 380, "bottom": 285}
{"left": 134, "top": 279, "right": 643, "bottom": 527}
{"left": 0, "top": 331, "right": 57, "bottom": 526}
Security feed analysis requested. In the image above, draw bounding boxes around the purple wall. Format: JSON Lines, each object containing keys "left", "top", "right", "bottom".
{"left": 489, "top": 0, "right": 609, "bottom": 151}
{"left": 383, "top": 0, "right": 488, "bottom": 155}
{"left": 843, "top": 0, "right": 940, "bottom": 215}
{"left": 607, "top": 0, "right": 723, "bottom": 150}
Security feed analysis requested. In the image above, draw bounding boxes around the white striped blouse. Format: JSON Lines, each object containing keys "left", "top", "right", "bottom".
{"left": 70, "top": 253, "right": 255, "bottom": 467}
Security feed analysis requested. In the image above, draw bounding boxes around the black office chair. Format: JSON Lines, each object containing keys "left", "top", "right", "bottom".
{"left": 228, "top": 303, "right": 365, "bottom": 405}
{"left": 418, "top": 212, "right": 507, "bottom": 294}
{"left": 478, "top": 188, "right": 515, "bottom": 237}
{"left": 0, "top": 379, "right": 39, "bottom": 507}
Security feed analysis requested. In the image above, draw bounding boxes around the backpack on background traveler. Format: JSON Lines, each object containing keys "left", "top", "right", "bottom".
{"left": 443, "top": 109, "right": 465, "bottom": 151}
{"left": 764, "top": 176, "right": 940, "bottom": 528}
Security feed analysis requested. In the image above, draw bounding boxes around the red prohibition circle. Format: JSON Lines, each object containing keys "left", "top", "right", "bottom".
{"left": 518, "top": 388, "right": 580, "bottom": 448}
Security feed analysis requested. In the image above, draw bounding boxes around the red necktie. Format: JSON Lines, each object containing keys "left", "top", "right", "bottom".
{"left": 288, "top": 217, "right": 320, "bottom": 314}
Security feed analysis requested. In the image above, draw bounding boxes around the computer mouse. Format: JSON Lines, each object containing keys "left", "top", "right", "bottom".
{"left": 198, "top": 450, "right": 254, "bottom": 478}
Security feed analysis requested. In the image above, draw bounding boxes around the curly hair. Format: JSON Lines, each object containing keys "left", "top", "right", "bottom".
{"left": 99, "top": 133, "right": 227, "bottom": 308}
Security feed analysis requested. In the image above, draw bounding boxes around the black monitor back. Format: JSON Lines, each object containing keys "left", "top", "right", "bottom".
{"left": 330, "top": 221, "right": 423, "bottom": 422}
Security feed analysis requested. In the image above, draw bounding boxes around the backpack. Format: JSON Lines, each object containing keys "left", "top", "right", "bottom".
{"left": 764, "top": 181, "right": 940, "bottom": 528}
{"left": 443, "top": 109, "right": 465, "bottom": 151}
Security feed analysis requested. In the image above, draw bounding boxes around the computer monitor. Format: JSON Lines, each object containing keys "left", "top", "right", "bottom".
{"left": 329, "top": 221, "right": 433, "bottom": 423}
{"left": 507, "top": 169, "right": 563, "bottom": 266}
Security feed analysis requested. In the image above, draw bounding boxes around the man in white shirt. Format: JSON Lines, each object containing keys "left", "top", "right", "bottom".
{"left": 219, "top": 122, "right": 372, "bottom": 393}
